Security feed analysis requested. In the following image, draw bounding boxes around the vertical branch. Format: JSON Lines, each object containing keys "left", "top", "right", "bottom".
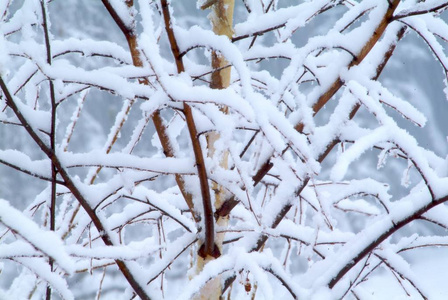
{"left": 184, "top": 103, "right": 217, "bottom": 258}
{"left": 40, "top": 1, "right": 57, "bottom": 299}
{"left": 188, "top": 1, "right": 236, "bottom": 298}
{"left": 160, "top": 0, "right": 218, "bottom": 258}
{"left": 41, "top": 0, "right": 55, "bottom": 235}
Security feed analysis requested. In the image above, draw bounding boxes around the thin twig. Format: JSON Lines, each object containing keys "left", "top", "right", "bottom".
{"left": 41, "top": 1, "right": 57, "bottom": 298}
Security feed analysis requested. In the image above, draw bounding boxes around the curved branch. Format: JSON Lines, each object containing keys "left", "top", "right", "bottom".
{"left": 393, "top": 3, "right": 448, "bottom": 20}
{"left": 399, "top": 19, "right": 448, "bottom": 73}
{"left": 40, "top": 5, "right": 58, "bottom": 296}
{"left": 392, "top": 143, "right": 436, "bottom": 200}
{"left": 53, "top": 50, "right": 129, "bottom": 65}
{"left": 265, "top": 267, "right": 299, "bottom": 299}
{"left": 144, "top": 196, "right": 193, "bottom": 233}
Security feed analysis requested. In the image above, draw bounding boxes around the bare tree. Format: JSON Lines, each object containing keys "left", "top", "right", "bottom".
{"left": 1, "top": 0, "right": 448, "bottom": 299}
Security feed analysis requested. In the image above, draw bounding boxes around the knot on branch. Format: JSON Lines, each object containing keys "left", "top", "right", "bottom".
{"left": 198, "top": 242, "right": 221, "bottom": 258}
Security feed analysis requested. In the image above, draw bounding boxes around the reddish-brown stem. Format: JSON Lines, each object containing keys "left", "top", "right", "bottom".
{"left": 160, "top": 0, "right": 217, "bottom": 258}
{"left": 312, "top": 0, "right": 400, "bottom": 114}
{"left": 100, "top": 0, "right": 133, "bottom": 36}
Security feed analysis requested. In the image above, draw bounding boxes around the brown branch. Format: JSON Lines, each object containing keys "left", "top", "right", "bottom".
{"left": 120, "top": 195, "right": 193, "bottom": 233}
{"left": 391, "top": 142, "right": 436, "bottom": 200}
{"left": 417, "top": 215, "right": 448, "bottom": 231}
{"left": 232, "top": 1, "right": 335, "bottom": 42}
{"left": 200, "top": 0, "right": 218, "bottom": 10}
{"left": 88, "top": 2, "right": 138, "bottom": 186}
{"left": 339, "top": 253, "right": 372, "bottom": 300}
{"left": 341, "top": 8, "right": 374, "bottom": 33}
{"left": 239, "top": 130, "right": 259, "bottom": 158}
{"left": 88, "top": 100, "right": 134, "bottom": 184}
{"left": 100, "top": 0, "right": 133, "bottom": 36}
{"left": 232, "top": 23, "right": 285, "bottom": 42}
{"left": 151, "top": 110, "right": 197, "bottom": 220}
{"left": 257, "top": 18, "right": 405, "bottom": 247}
{"left": 160, "top": 0, "right": 218, "bottom": 258}
{"left": 53, "top": 50, "right": 129, "bottom": 65}
{"left": 311, "top": 0, "right": 400, "bottom": 120}
{"left": 399, "top": 19, "right": 448, "bottom": 73}
{"left": 215, "top": 197, "right": 239, "bottom": 219}
{"left": 265, "top": 268, "right": 298, "bottom": 299}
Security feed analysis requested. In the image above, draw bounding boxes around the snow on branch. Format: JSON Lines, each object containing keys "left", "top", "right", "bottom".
{"left": 0, "top": 199, "right": 74, "bottom": 274}
{"left": 2, "top": 0, "right": 448, "bottom": 298}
